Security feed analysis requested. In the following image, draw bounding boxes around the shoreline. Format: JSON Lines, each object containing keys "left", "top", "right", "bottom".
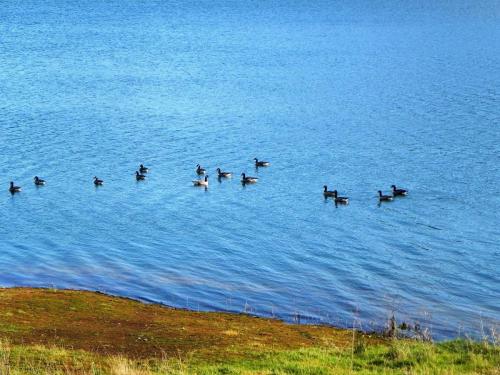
{"left": 0, "top": 286, "right": 485, "bottom": 342}
{"left": 0, "top": 286, "right": 373, "bottom": 359}
{"left": 4, "top": 284, "right": 393, "bottom": 333}
{"left": 0, "top": 286, "right": 498, "bottom": 374}
{"left": 2, "top": 285, "right": 343, "bottom": 328}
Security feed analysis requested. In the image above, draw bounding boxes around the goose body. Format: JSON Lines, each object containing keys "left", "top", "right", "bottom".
{"left": 139, "top": 164, "right": 149, "bottom": 174}
{"left": 93, "top": 176, "right": 104, "bottom": 186}
{"left": 333, "top": 190, "right": 349, "bottom": 204}
{"left": 216, "top": 168, "right": 232, "bottom": 178}
{"left": 9, "top": 181, "right": 21, "bottom": 193}
{"left": 193, "top": 175, "right": 209, "bottom": 187}
{"left": 254, "top": 158, "right": 270, "bottom": 167}
{"left": 33, "top": 176, "right": 46, "bottom": 186}
{"left": 196, "top": 164, "right": 206, "bottom": 175}
{"left": 241, "top": 173, "right": 258, "bottom": 184}
{"left": 391, "top": 185, "right": 408, "bottom": 196}
{"left": 135, "top": 171, "right": 146, "bottom": 181}
{"left": 378, "top": 190, "right": 393, "bottom": 201}
{"left": 323, "top": 185, "right": 335, "bottom": 197}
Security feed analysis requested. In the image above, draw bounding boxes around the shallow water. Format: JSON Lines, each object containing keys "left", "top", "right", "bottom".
{"left": 1, "top": 1, "right": 499, "bottom": 339}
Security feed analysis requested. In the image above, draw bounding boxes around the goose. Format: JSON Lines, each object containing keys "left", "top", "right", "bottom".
{"left": 333, "top": 190, "right": 349, "bottom": 204}
{"left": 33, "top": 176, "right": 46, "bottom": 186}
{"left": 139, "top": 164, "right": 149, "bottom": 174}
{"left": 196, "top": 164, "right": 206, "bottom": 175}
{"left": 135, "top": 171, "right": 146, "bottom": 181}
{"left": 9, "top": 181, "right": 21, "bottom": 193}
{"left": 391, "top": 185, "right": 408, "bottom": 196}
{"left": 323, "top": 185, "right": 335, "bottom": 197}
{"left": 241, "top": 173, "right": 258, "bottom": 184}
{"left": 216, "top": 168, "right": 232, "bottom": 178}
{"left": 378, "top": 190, "right": 393, "bottom": 201}
{"left": 193, "top": 175, "right": 209, "bottom": 187}
{"left": 254, "top": 158, "right": 270, "bottom": 167}
{"left": 93, "top": 176, "right": 104, "bottom": 186}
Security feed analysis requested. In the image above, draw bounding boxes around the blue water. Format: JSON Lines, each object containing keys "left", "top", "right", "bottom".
{"left": 1, "top": 1, "right": 499, "bottom": 339}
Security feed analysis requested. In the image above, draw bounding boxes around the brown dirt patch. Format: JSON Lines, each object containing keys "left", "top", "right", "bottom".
{"left": 0, "top": 287, "right": 381, "bottom": 360}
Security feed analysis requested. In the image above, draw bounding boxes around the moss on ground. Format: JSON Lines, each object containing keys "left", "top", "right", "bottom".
{"left": 0, "top": 288, "right": 371, "bottom": 359}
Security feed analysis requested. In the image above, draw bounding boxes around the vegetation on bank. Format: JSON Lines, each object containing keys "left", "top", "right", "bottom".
{"left": 1, "top": 339, "right": 499, "bottom": 374}
{"left": 0, "top": 288, "right": 498, "bottom": 374}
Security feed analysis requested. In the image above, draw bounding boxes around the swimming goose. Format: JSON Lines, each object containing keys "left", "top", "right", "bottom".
{"left": 254, "top": 158, "right": 270, "bottom": 167}
{"left": 323, "top": 185, "right": 335, "bottom": 197}
{"left": 193, "top": 175, "right": 209, "bottom": 187}
{"left": 333, "top": 190, "right": 349, "bottom": 204}
{"left": 196, "top": 164, "right": 206, "bottom": 175}
{"left": 378, "top": 190, "right": 393, "bottom": 201}
{"left": 33, "top": 176, "right": 46, "bottom": 186}
{"left": 135, "top": 171, "right": 146, "bottom": 181}
{"left": 241, "top": 173, "right": 258, "bottom": 184}
{"left": 391, "top": 185, "right": 408, "bottom": 196}
{"left": 9, "top": 181, "right": 21, "bottom": 193}
{"left": 93, "top": 176, "right": 104, "bottom": 186}
{"left": 139, "top": 164, "right": 149, "bottom": 173}
{"left": 216, "top": 168, "right": 232, "bottom": 178}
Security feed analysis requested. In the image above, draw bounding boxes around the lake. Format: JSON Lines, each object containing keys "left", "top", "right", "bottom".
{"left": 1, "top": 0, "right": 499, "bottom": 339}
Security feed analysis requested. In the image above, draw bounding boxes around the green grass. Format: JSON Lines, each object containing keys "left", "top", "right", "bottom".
{"left": 0, "top": 339, "right": 498, "bottom": 374}
{"left": 192, "top": 340, "right": 499, "bottom": 375}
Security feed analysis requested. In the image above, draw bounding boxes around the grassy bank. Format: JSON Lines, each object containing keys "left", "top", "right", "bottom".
{"left": 0, "top": 288, "right": 498, "bottom": 374}
{"left": 1, "top": 339, "right": 499, "bottom": 374}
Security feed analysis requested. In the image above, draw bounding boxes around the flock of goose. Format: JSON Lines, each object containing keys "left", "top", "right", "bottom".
{"left": 322, "top": 184, "right": 408, "bottom": 204}
{"left": 191, "top": 158, "right": 268, "bottom": 187}
{"left": 7, "top": 158, "right": 269, "bottom": 193}
{"left": 8, "top": 157, "right": 408, "bottom": 203}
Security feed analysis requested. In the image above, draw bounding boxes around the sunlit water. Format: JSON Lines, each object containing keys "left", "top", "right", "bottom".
{"left": 1, "top": 1, "right": 499, "bottom": 339}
